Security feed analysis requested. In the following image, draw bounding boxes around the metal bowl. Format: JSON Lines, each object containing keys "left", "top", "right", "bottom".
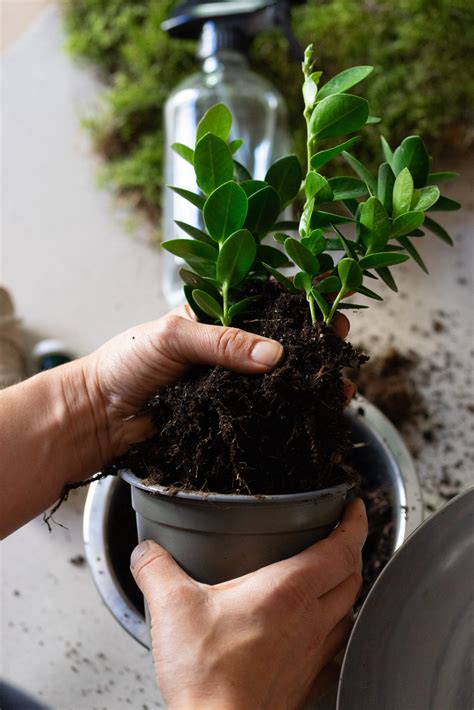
{"left": 83, "top": 398, "right": 423, "bottom": 649}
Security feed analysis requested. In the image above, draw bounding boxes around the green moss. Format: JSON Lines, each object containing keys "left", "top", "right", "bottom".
{"left": 62, "top": 0, "right": 474, "bottom": 218}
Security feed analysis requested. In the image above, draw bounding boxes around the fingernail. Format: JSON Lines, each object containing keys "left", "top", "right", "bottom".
{"left": 130, "top": 540, "right": 151, "bottom": 570}
{"left": 251, "top": 340, "right": 283, "bottom": 367}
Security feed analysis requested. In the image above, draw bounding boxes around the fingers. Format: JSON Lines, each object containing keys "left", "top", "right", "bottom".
{"left": 154, "top": 315, "right": 284, "bottom": 374}
{"left": 343, "top": 378, "right": 357, "bottom": 405}
{"left": 318, "top": 572, "right": 361, "bottom": 631}
{"left": 332, "top": 312, "right": 350, "bottom": 339}
{"left": 276, "top": 498, "right": 367, "bottom": 598}
{"left": 130, "top": 539, "right": 191, "bottom": 601}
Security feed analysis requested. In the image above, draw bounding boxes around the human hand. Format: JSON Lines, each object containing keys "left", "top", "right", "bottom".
{"left": 62, "top": 307, "right": 353, "bottom": 473}
{"left": 130, "top": 498, "right": 367, "bottom": 709}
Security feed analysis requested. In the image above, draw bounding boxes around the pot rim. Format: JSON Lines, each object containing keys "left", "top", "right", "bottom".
{"left": 120, "top": 468, "right": 357, "bottom": 503}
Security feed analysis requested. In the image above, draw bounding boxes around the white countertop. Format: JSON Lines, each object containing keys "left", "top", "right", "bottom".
{"left": 1, "top": 6, "right": 473, "bottom": 709}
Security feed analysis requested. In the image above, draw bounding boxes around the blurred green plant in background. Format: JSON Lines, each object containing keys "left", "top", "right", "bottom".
{"left": 63, "top": 0, "right": 474, "bottom": 221}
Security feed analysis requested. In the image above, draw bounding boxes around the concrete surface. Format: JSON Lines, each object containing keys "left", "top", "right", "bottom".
{"left": 1, "top": 5, "right": 473, "bottom": 710}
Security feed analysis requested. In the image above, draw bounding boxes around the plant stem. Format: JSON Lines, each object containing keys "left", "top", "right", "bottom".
{"left": 308, "top": 293, "right": 317, "bottom": 325}
{"left": 326, "top": 288, "right": 346, "bottom": 325}
{"left": 222, "top": 282, "right": 230, "bottom": 327}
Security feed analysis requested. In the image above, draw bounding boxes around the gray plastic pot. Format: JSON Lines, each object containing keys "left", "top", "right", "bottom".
{"left": 121, "top": 469, "right": 356, "bottom": 585}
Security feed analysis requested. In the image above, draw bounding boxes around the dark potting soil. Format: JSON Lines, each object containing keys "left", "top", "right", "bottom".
{"left": 107, "top": 281, "right": 366, "bottom": 495}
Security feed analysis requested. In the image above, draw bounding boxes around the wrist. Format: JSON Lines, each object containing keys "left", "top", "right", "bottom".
{"left": 58, "top": 357, "right": 113, "bottom": 480}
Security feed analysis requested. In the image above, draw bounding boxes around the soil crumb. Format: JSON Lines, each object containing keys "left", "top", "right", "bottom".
{"left": 348, "top": 346, "right": 426, "bottom": 428}
{"left": 69, "top": 554, "right": 86, "bottom": 567}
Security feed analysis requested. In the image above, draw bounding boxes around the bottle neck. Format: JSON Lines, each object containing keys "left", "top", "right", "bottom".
{"left": 198, "top": 21, "right": 249, "bottom": 73}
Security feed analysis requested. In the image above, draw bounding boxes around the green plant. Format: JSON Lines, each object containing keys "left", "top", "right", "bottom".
{"left": 163, "top": 46, "right": 460, "bottom": 328}
{"left": 62, "top": 0, "right": 473, "bottom": 219}
{"left": 162, "top": 104, "right": 298, "bottom": 325}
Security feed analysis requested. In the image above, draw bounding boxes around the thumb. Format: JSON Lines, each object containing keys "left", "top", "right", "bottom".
{"left": 152, "top": 315, "right": 284, "bottom": 374}
{"left": 130, "top": 540, "right": 191, "bottom": 602}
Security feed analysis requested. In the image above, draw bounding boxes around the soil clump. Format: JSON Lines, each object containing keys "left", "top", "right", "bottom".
{"left": 109, "top": 281, "right": 365, "bottom": 495}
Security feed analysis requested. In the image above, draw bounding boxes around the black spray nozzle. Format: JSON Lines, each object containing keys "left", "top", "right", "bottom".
{"left": 162, "top": 0, "right": 304, "bottom": 62}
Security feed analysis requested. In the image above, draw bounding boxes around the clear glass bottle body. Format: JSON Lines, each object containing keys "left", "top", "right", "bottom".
{"left": 162, "top": 49, "right": 290, "bottom": 307}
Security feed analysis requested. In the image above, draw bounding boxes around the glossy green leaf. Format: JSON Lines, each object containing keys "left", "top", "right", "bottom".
{"left": 380, "top": 136, "right": 393, "bottom": 165}
{"left": 294, "top": 271, "right": 313, "bottom": 293}
{"left": 342, "top": 198, "right": 359, "bottom": 216}
{"left": 315, "top": 275, "right": 342, "bottom": 293}
{"left": 359, "top": 252, "right": 409, "bottom": 269}
{"left": 332, "top": 224, "right": 358, "bottom": 259}
{"left": 342, "top": 151, "right": 377, "bottom": 193}
{"left": 228, "top": 138, "right": 243, "bottom": 154}
{"left": 311, "top": 289, "right": 331, "bottom": 318}
{"left": 228, "top": 296, "right": 260, "bottom": 319}
{"left": 334, "top": 302, "right": 369, "bottom": 311}
{"left": 303, "top": 71, "right": 323, "bottom": 109}
{"left": 366, "top": 115, "right": 381, "bottom": 124}
{"left": 392, "top": 136, "right": 430, "bottom": 188}
{"left": 299, "top": 197, "right": 314, "bottom": 237}
{"left": 262, "top": 263, "right": 298, "bottom": 293}
{"left": 390, "top": 211, "right": 425, "bottom": 239}
{"left": 175, "top": 220, "right": 214, "bottom": 246}
{"left": 305, "top": 171, "right": 334, "bottom": 202}
{"left": 328, "top": 176, "right": 368, "bottom": 200}
{"left": 424, "top": 216, "right": 454, "bottom": 246}
{"left": 310, "top": 136, "right": 361, "bottom": 170}
{"left": 316, "top": 66, "right": 373, "bottom": 102}
{"left": 184, "top": 285, "right": 213, "bottom": 323}
{"left": 285, "top": 238, "right": 319, "bottom": 276}
{"left": 169, "top": 186, "right": 205, "bottom": 210}
{"left": 233, "top": 160, "right": 252, "bottom": 183}
{"left": 179, "top": 269, "right": 219, "bottom": 297}
{"left": 273, "top": 231, "right": 293, "bottom": 244}
{"left": 162, "top": 239, "right": 217, "bottom": 278}
{"left": 310, "top": 93, "right": 369, "bottom": 139}
{"left": 428, "top": 195, "right": 461, "bottom": 211}
{"left": 318, "top": 253, "right": 335, "bottom": 272}
{"left": 301, "top": 228, "right": 326, "bottom": 255}
{"left": 392, "top": 167, "right": 414, "bottom": 218}
{"left": 356, "top": 284, "right": 383, "bottom": 301}
{"left": 376, "top": 266, "right": 398, "bottom": 292}
{"left": 192, "top": 289, "right": 223, "bottom": 321}
{"left": 338, "top": 258, "right": 363, "bottom": 290}
{"left": 427, "top": 171, "right": 459, "bottom": 185}
{"left": 171, "top": 143, "right": 194, "bottom": 164}
{"left": 265, "top": 155, "right": 303, "bottom": 208}
{"left": 359, "top": 196, "right": 391, "bottom": 251}
{"left": 241, "top": 180, "right": 267, "bottom": 197}
{"left": 310, "top": 211, "right": 355, "bottom": 229}
{"left": 245, "top": 185, "right": 281, "bottom": 236}
{"left": 216, "top": 229, "right": 256, "bottom": 287}
{"left": 256, "top": 245, "right": 291, "bottom": 268}
{"left": 397, "top": 235, "right": 428, "bottom": 273}
{"left": 194, "top": 134, "right": 234, "bottom": 195}
{"left": 203, "top": 181, "right": 248, "bottom": 242}
{"left": 196, "top": 103, "right": 232, "bottom": 142}
{"left": 411, "top": 185, "right": 440, "bottom": 211}
{"left": 377, "top": 162, "right": 395, "bottom": 214}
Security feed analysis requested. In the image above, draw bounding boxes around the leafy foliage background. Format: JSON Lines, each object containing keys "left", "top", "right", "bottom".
{"left": 63, "top": 0, "right": 474, "bottom": 219}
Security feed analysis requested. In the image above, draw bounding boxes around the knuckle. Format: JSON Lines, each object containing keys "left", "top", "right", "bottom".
{"left": 340, "top": 540, "right": 360, "bottom": 575}
{"left": 133, "top": 548, "right": 170, "bottom": 585}
{"left": 215, "top": 327, "right": 250, "bottom": 361}
{"left": 156, "top": 314, "right": 184, "bottom": 341}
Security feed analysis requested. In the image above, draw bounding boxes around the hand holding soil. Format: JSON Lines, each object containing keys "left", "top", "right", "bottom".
{"left": 131, "top": 498, "right": 368, "bottom": 709}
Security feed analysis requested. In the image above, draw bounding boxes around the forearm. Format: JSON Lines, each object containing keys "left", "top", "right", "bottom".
{"left": 0, "top": 359, "right": 109, "bottom": 538}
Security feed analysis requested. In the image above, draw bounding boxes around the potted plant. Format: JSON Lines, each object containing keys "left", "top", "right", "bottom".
{"left": 112, "top": 45, "right": 460, "bottom": 584}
